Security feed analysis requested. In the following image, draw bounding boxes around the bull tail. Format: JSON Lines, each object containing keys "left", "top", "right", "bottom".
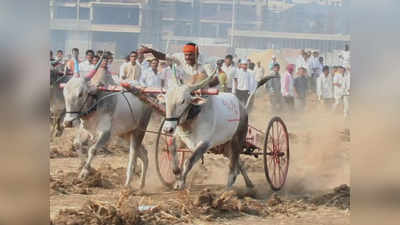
{"left": 256, "top": 75, "right": 280, "bottom": 89}
{"left": 245, "top": 75, "right": 280, "bottom": 110}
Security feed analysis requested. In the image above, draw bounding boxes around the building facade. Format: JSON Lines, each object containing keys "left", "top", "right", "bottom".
{"left": 49, "top": 0, "right": 350, "bottom": 58}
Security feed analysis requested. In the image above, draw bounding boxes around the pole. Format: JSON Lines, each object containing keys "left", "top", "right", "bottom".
{"left": 230, "top": 0, "right": 236, "bottom": 48}
{"left": 77, "top": 0, "right": 80, "bottom": 21}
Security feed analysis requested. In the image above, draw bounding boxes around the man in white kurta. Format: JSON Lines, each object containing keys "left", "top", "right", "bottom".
{"left": 332, "top": 66, "right": 346, "bottom": 114}
{"left": 221, "top": 54, "right": 238, "bottom": 93}
{"left": 317, "top": 66, "right": 334, "bottom": 108}
{"left": 235, "top": 59, "right": 257, "bottom": 106}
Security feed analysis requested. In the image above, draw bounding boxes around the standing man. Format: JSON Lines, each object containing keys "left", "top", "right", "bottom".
{"left": 55, "top": 50, "right": 64, "bottom": 64}
{"left": 332, "top": 66, "right": 346, "bottom": 114}
{"left": 281, "top": 64, "right": 295, "bottom": 112}
{"left": 339, "top": 44, "right": 350, "bottom": 68}
{"left": 235, "top": 59, "right": 257, "bottom": 105}
{"left": 293, "top": 67, "right": 309, "bottom": 113}
{"left": 254, "top": 61, "right": 265, "bottom": 82}
{"left": 308, "top": 51, "right": 321, "bottom": 93}
{"left": 269, "top": 55, "right": 278, "bottom": 71}
{"left": 216, "top": 59, "right": 228, "bottom": 92}
{"left": 316, "top": 66, "right": 333, "bottom": 108}
{"left": 79, "top": 50, "right": 95, "bottom": 77}
{"left": 296, "top": 49, "right": 308, "bottom": 73}
{"left": 221, "top": 54, "right": 238, "bottom": 93}
{"left": 140, "top": 58, "right": 162, "bottom": 88}
{"left": 120, "top": 51, "right": 142, "bottom": 82}
{"left": 66, "top": 48, "right": 80, "bottom": 75}
{"left": 343, "top": 66, "right": 351, "bottom": 118}
{"left": 266, "top": 63, "right": 282, "bottom": 113}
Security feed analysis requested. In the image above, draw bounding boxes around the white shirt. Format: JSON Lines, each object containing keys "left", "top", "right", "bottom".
{"left": 281, "top": 72, "right": 295, "bottom": 97}
{"left": 296, "top": 56, "right": 308, "bottom": 73}
{"left": 137, "top": 59, "right": 149, "bottom": 71}
{"left": 79, "top": 60, "right": 95, "bottom": 77}
{"left": 343, "top": 71, "right": 351, "bottom": 96}
{"left": 340, "top": 51, "right": 351, "bottom": 68}
{"left": 166, "top": 52, "right": 208, "bottom": 79}
{"left": 160, "top": 66, "right": 184, "bottom": 89}
{"left": 236, "top": 69, "right": 257, "bottom": 94}
{"left": 333, "top": 73, "right": 345, "bottom": 99}
{"left": 254, "top": 66, "right": 265, "bottom": 82}
{"left": 221, "top": 63, "right": 238, "bottom": 89}
{"left": 309, "top": 56, "right": 321, "bottom": 75}
{"left": 317, "top": 73, "right": 333, "bottom": 99}
{"left": 140, "top": 68, "right": 162, "bottom": 88}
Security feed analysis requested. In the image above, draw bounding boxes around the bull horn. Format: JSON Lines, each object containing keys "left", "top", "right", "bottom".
{"left": 73, "top": 56, "right": 80, "bottom": 78}
{"left": 84, "top": 52, "right": 105, "bottom": 81}
{"left": 171, "top": 64, "right": 181, "bottom": 86}
{"left": 188, "top": 64, "right": 217, "bottom": 91}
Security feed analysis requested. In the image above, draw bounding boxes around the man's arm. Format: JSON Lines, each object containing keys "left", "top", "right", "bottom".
{"left": 139, "top": 46, "right": 166, "bottom": 60}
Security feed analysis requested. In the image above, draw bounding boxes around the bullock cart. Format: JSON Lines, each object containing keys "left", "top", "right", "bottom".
{"left": 77, "top": 83, "right": 290, "bottom": 191}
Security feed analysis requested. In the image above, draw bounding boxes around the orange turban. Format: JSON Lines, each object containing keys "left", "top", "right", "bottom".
{"left": 183, "top": 44, "right": 197, "bottom": 53}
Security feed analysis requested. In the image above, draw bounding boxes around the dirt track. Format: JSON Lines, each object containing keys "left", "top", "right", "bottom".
{"left": 50, "top": 91, "right": 350, "bottom": 224}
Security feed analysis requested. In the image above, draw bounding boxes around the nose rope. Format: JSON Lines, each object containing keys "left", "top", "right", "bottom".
{"left": 65, "top": 92, "right": 121, "bottom": 119}
{"left": 164, "top": 104, "right": 192, "bottom": 126}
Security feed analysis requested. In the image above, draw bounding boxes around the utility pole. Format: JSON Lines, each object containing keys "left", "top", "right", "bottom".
{"left": 77, "top": 0, "right": 80, "bottom": 21}
{"left": 230, "top": 0, "right": 236, "bottom": 48}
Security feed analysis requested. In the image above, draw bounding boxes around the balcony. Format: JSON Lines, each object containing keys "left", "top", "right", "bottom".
{"left": 50, "top": 19, "right": 141, "bottom": 33}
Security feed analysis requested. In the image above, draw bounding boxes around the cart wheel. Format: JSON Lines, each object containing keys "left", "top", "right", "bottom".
{"left": 263, "top": 117, "right": 290, "bottom": 191}
{"left": 155, "top": 120, "right": 185, "bottom": 188}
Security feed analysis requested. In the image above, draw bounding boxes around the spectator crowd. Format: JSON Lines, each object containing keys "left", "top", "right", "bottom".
{"left": 50, "top": 43, "right": 351, "bottom": 118}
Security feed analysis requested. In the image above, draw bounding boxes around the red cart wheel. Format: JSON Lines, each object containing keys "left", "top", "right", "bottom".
{"left": 263, "top": 117, "right": 290, "bottom": 191}
{"left": 155, "top": 120, "right": 185, "bottom": 188}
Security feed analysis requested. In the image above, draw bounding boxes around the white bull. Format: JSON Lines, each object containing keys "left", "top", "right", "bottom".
{"left": 63, "top": 57, "right": 152, "bottom": 189}
{"left": 162, "top": 65, "right": 254, "bottom": 190}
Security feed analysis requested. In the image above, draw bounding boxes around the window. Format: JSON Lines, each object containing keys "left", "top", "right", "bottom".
{"left": 79, "top": 7, "right": 90, "bottom": 20}
{"left": 175, "top": 22, "right": 192, "bottom": 36}
{"left": 176, "top": 3, "right": 192, "bottom": 20}
{"left": 55, "top": 6, "right": 77, "bottom": 19}
{"left": 93, "top": 5, "right": 140, "bottom": 25}
{"left": 201, "top": 4, "right": 218, "bottom": 19}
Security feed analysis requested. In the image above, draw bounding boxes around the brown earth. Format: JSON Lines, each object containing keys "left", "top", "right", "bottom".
{"left": 50, "top": 90, "right": 350, "bottom": 224}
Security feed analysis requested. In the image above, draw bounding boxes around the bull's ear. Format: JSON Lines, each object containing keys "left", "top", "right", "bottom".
{"left": 191, "top": 96, "right": 207, "bottom": 106}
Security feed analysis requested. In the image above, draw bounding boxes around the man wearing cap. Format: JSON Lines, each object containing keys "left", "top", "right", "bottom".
{"left": 139, "top": 43, "right": 216, "bottom": 85}
{"left": 235, "top": 59, "right": 257, "bottom": 105}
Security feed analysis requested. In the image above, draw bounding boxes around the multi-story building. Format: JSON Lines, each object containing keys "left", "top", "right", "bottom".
{"left": 49, "top": 0, "right": 350, "bottom": 58}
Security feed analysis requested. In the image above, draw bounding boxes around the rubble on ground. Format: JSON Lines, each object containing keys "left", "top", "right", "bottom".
{"left": 310, "top": 184, "right": 350, "bottom": 209}
{"left": 50, "top": 163, "right": 125, "bottom": 195}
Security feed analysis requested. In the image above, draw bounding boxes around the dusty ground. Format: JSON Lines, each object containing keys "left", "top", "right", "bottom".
{"left": 50, "top": 90, "right": 350, "bottom": 225}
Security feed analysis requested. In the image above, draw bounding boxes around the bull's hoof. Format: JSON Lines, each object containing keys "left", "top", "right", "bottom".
{"left": 174, "top": 180, "right": 185, "bottom": 190}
